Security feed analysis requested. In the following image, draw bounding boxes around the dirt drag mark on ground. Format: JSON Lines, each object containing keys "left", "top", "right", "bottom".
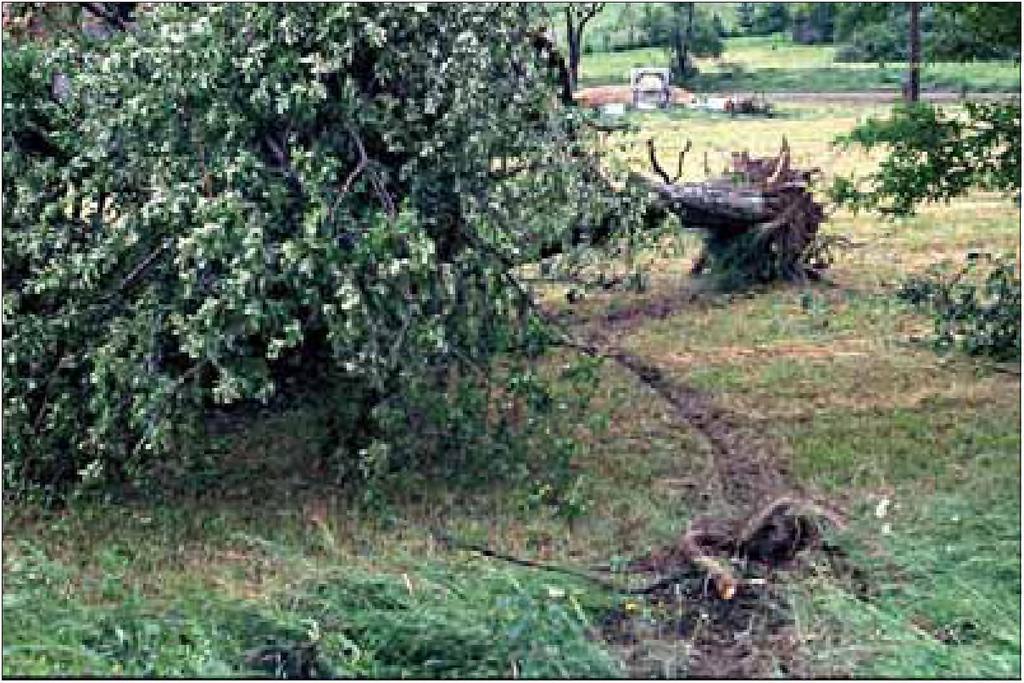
{"left": 567, "top": 297, "right": 834, "bottom": 677}
{"left": 602, "top": 347, "right": 795, "bottom": 510}
{"left": 571, "top": 291, "right": 799, "bottom": 509}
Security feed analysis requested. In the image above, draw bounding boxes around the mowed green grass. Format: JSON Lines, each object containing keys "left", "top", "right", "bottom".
{"left": 558, "top": 101, "right": 1021, "bottom": 675}
{"left": 580, "top": 35, "right": 1021, "bottom": 92}
{"left": 4, "top": 101, "right": 1021, "bottom": 677}
{"left": 609, "top": 105, "right": 1019, "bottom": 675}
{"left": 2, "top": 350, "right": 708, "bottom": 677}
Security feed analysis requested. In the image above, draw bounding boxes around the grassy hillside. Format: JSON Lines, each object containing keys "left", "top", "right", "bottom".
{"left": 579, "top": 34, "right": 1022, "bottom": 92}
{"left": 581, "top": 3, "right": 741, "bottom": 53}
{"left": 4, "top": 102, "right": 1020, "bottom": 678}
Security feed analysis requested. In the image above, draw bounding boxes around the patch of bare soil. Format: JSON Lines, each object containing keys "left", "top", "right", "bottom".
{"left": 554, "top": 280, "right": 716, "bottom": 339}
{"left": 607, "top": 348, "right": 793, "bottom": 509}
{"left": 574, "top": 85, "right": 694, "bottom": 108}
{"left": 600, "top": 571, "right": 796, "bottom": 678}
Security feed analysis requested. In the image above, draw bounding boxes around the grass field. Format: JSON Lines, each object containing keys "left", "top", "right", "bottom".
{"left": 579, "top": 35, "right": 1022, "bottom": 93}
{"left": 3, "top": 102, "right": 1020, "bottom": 677}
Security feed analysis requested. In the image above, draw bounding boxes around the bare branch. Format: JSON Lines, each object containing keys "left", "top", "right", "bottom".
{"left": 367, "top": 169, "right": 396, "bottom": 220}
{"left": 329, "top": 126, "right": 396, "bottom": 222}
{"left": 340, "top": 127, "right": 369, "bottom": 195}
{"left": 263, "top": 131, "right": 305, "bottom": 195}
{"left": 647, "top": 138, "right": 673, "bottom": 184}
{"left": 80, "top": 2, "right": 130, "bottom": 32}
{"left": 675, "top": 139, "right": 693, "bottom": 183}
{"left": 110, "top": 238, "right": 173, "bottom": 299}
{"left": 581, "top": 2, "right": 605, "bottom": 27}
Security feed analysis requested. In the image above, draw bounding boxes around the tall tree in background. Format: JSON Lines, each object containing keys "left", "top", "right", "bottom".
{"left": 736, "top": 2, "right": 755, "bottom": 35}
{"left": 791, "top": 3, "right": 835, "bottom": 44}
{"left": 833, "top": 3, "right": 1019, "bottom": 64}
{"left": 671, "top": 3, "right": 696, "bottom": 82}
{"left": 711, "top": 12, "right": 726, "bottom": 38}
{"left": 907, "top": 2, "right": 921, "bottom": 102}
{"left": 751, "top": 3, "right": 791, "bottom": 35}
{"left": 833, "top": 4, "right": 1020, "bottom": 215}
{"left": 617, "top": 3, "right": 638, "bottom": 49}
{"left": 564, "top": 3, "right": 605, "bottom": 90}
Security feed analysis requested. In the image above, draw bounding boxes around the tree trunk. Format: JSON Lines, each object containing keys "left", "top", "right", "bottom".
{"left": 681, "top": 3, "right": 695, "bottom": 79}
{"left": 540, "top": 139, "right": 825, "bottom": 271}
{"left": 671, "top": 3, "right": 696, "bottom": 82}
{"left": 531, "top": 30, "right": 574, "bottom": 107}
{"left": 562, "top": 140, "right": 828, "bottom": 281}
{"left": 566, "top": 8, "right": 581, "bottom": 91}
{"left": 907, "top": 2, "right": 921, "bottom": 102}
{"left": 672, "top": 7, "right": 686, "bottom": 78}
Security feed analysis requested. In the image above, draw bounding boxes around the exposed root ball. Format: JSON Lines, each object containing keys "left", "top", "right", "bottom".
{"left": 637, "top": 497, "right": 846, "bottom": 600}
{"left": 735, "top": 497, "right": 845, "bottom": 563}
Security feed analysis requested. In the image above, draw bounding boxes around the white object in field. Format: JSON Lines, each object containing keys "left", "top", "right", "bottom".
{"left": 630, "top": 67, "right": 671, "bottom": 109}
{"left": 693, "top": 96, "right": 735, "bottom": 112}
{"left": 601, "top": 102, "right": 626, "bottom": 117}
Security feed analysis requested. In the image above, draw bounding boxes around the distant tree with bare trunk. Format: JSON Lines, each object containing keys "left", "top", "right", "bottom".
{"left": 906, "top": 2, "right": 921, "bottom": 102}
{"left": 563, "top": 3, "right": 604, "bottom": 91}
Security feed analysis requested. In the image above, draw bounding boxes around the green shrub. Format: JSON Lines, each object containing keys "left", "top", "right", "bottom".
{"left": 897, "top": 252, "right": 1021, "bottom": 361}
{"left": 834, "top": 4, "right": 1020, "bottom": 63}
{"left": 832, "top": 101, "right": 1021, "bottom": 216}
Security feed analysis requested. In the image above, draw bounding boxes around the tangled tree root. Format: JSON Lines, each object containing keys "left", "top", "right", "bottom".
{"left": 628, "top": 136, "right": 832, "bottom": 285}
{"left": 625, "top": 496, "right": 845, "bottom": 600}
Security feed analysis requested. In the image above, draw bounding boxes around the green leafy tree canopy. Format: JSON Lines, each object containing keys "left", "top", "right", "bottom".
{"left": 3, "top": 4, "right": 645, "bottom": 498}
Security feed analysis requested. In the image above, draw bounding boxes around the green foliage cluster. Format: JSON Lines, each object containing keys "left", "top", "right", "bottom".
{"left": 735, "top": 3, "right": 755, "bottom": 35}
{"left": 731, "top": 2, "right": 792, "bottom": 37}
{"left": 2, "top": 4, "right": 647, "bottom": 499}
{"left": 580, "top": 3, "right": 723, "bottom": 59}
{"left": 790, "top": 3, "right": 835, "bottom": 44}
{"left": 896, "top": 253, "right": 1021, "bottom": 361}
{"left": 2, "top": 540, "right": 621, "bottom": 677}
{"left": 832, "top": 101, "right": 1021, "bottom": 216}
{"left": 833, "top": 3, "right": 1021, "bottom": 64}
{"left": 833, "top": 4, "right": 914, "bottom": 64}
{"left": 749, "top": 3, "right": 791, "bottom": 37}
{"left": 699, "top": 230, "right": 828, "bottom": 291}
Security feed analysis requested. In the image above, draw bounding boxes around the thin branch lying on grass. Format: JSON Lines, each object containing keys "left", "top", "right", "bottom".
{"left": 436, "top": 496, "right": 845, "bottom": 599}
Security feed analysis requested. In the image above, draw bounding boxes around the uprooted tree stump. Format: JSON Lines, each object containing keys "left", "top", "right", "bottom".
{"left": 624, "top": 496, "right": 845, "bottom": 599}
{"left": 629, "top": 137, "right": 830, "bottom": 284}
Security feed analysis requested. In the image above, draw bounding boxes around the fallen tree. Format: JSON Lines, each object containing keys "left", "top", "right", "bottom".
{"left": 535, "top": 132, "right": 833, "bottom": 286}
{"left": 520, "top": 29, "right": 830, "bottom": 286}
{"left": 2, "top": 5, "right": 646, "bottom": 499}
{"left": 631, "top": 136, "right": 830, "bottom": 284}
{"left": 513, "top": 28, "right": 829, "bottom": 285}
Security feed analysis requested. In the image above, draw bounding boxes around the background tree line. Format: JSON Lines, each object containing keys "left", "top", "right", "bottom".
{"left": 577, "top": 3, "right": 1020, "bottom": 63}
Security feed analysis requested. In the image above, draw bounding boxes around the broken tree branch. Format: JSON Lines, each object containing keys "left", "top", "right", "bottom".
{"left": 340, "top": 126, "right": 369, "bottom": 196}
{"left": 80, "top": 2, "right": 131, "bottom": 32}
{"left": 329, "top": 126, "right": 396, "bottom": 221}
